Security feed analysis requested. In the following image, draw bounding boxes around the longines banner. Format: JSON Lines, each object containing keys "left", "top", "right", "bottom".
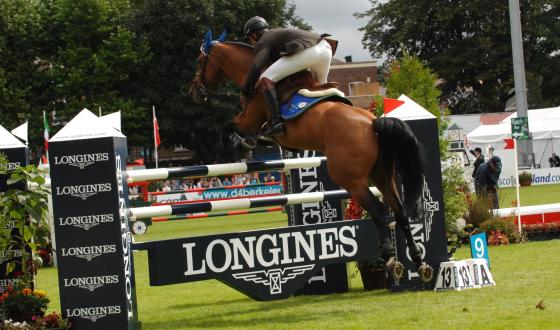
{"left": 284, "top": 150, "right": 348, "bottom": 295}
{"left": 48, "top": 110, "right": 139, "bottom": 330}
{"left": 0, "top": 142, "right": 28, "bottom": 293}
{"left": 139, "top": 219, "right": 377, "bottom": 301}
{"left": 393, "top": 117, "right": 449, "bottom": 291}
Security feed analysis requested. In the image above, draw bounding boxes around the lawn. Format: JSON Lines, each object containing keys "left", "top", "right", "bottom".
{"left": 35, "top": 208, "right": 560, "bottom": 329}
{"left": 499, "top": 183, "right": 560, "bottom": 208}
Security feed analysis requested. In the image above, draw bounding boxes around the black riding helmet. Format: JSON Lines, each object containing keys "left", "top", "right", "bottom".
{"left": 244, "top": 16, "right": 269, "bottom": 37}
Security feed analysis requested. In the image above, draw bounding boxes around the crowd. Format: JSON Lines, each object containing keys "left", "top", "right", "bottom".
{"left": 157, "top": 172, "right": 279, "bottom": 192}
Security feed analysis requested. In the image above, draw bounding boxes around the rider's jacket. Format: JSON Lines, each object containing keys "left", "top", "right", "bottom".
{"left": 244, "top": 28, "right": 323, "bottom": 92}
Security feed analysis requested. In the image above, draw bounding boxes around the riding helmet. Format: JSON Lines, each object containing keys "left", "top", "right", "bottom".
{"left": 244, "top": 16, "right": 269, "bottom": 37}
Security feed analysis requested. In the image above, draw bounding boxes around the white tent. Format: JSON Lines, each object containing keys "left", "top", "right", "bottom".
{"left": 466, "top": 106, "right": 560, "bottom": 183}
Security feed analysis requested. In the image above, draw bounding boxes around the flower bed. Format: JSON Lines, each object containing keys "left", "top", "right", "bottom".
{"left": 523, "top": 222, "right": 560, "bottom": 241}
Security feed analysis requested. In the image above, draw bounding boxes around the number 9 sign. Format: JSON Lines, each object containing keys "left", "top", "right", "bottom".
{"left": 470, "top": 232, "right": 490, "bottom": 268}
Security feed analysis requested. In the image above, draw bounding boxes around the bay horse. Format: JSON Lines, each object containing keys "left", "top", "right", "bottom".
{"left": 189, "top": 33, "right": 432, "bottom": 282}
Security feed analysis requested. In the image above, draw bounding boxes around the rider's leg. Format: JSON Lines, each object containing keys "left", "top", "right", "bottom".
{"left": 260, "top": 78, "right": 284, "bottom": 137}
{"left": 308, "top": 39, "right": 332, "bottom": 83}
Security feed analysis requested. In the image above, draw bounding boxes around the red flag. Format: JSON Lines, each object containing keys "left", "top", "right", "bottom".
{"left": 383, "top": 98, "right": 405, "bottom": 114}
{"left": 153, "top": 108, "right": 161, "bottom": 148}
{"left": 504, "top": 138, "right": 514, "bottom": 150}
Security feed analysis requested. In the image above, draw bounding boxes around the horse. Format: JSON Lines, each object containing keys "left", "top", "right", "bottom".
{"left": 189, "top": 32, "right": 433, "bottom": 283}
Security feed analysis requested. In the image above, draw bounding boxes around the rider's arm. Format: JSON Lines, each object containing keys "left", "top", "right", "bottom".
{"left": 243, "top": 47, "right": 271, "bottom": 95}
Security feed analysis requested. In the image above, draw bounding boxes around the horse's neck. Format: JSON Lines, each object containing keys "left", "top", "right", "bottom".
{"left": 214, "top": 44, "right": 253, "bottom": 86}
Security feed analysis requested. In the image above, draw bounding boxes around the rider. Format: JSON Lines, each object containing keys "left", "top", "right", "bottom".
{"left": 241, "top": 16, "right": 335, "bottom": 137}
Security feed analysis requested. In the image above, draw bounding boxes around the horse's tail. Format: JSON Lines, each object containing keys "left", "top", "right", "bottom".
{"left": 373, "top": 117, "right": 425, "bottom": 219}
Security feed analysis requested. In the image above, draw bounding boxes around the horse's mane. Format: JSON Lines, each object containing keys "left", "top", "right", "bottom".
{"left": 222, "top": 41, "right": 254, "bottom": 50}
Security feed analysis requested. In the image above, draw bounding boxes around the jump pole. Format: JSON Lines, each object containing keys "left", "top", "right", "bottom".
{"left": 127, "top": 157, "right": 326, "bottom": 183}
{"left": 151, "top": 207, "right": 283, "bottom": 222}
{"left": 130, "top": 187, "right": 382, "bottom": 220}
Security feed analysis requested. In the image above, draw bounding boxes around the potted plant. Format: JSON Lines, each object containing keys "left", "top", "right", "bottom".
{"left": 518, "top": 171, "right": 533, "bottom": 186}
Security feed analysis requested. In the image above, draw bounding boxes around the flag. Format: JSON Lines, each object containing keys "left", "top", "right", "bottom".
{"left": 153, "top": 107, "right": 161, "bottom": 148}
{"left": 383, "top": 98, "right": 405, "bottom": 114}
{"left": 43, "top": 111, "right": 50, "bottom": 151}
{"left": 504, "top": 138, "right": 514, "bottom": 150}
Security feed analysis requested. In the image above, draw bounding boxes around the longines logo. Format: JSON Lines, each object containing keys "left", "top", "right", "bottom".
{"left": 55, "top": 183, "right": 112, "bottom": 200}
{"left": 0, "top": 250, "right": 23, "bottom": 264}
{"left": 53, "top": 153, "right": 109, "bottom": 169}
{"left": 66, "top": 305, "right": 121, "bottom": 322}
{"left": 233, "top": 265, "right": 315, "bottom": 294}
{"left": 61, "top": 244, "right": 116, "bottom": 261}
{"left": 0, "top": 162, "right": 20, "bottom": 171}
{"left": 63, "top": 275, "right": 119, "bottom": 291}
{"left": 116, "top": 154, "right": 135, "bottom": 320}
{"left": 58, "top": 213, "right": 114, "bottom": 230}
{"left": 405, "top": 179, "right": 440, "bottom": 280}
{"left": 183, "top": 225, "right": 358, "bottom": 295}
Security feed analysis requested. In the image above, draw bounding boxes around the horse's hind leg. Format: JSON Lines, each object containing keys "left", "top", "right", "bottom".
{"left": 391, "top": 193, "right": 433, "bottom": 283}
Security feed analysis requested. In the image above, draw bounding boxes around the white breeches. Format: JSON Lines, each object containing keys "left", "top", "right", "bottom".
{"left": 260, "top": 39, "right": 332, "bottom": 84}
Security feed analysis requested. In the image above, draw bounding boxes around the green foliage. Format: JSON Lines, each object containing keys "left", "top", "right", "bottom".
{"left": 0, "top": 154, "right": 50, "bottom": 281}
{"left": 518, "top": 171, "right": 532, "bottom": 182}
{"left": 0, "top": 283, "right": 49, "bottom": 323}
{"left": 357, "top": 0, "right": 560, "bottom": 113}
{"left": 479, "top": 217, "right": 523, "bottom": 244}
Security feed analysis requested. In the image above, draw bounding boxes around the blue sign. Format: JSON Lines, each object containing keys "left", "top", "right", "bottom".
{"left": 201, "top": 184, "right": 283, "bottom": 200}
{"left": 470, "top": 232, "right": 490, "bottom": 268}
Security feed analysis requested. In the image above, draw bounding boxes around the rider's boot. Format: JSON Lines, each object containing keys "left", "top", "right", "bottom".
{"left": 260, "top": 78, "right": 285, "bottom": 137}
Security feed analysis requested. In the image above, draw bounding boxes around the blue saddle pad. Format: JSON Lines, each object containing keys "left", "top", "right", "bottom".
{"left": 280, "top": 92, "right": 352, "bottom": 120}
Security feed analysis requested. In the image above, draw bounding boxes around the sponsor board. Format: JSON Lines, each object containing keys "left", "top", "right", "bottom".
{"left": 141, "top": 220, "right": 377, "bottom": 301}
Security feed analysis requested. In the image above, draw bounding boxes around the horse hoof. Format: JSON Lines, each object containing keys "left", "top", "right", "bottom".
{"left": 418, "top": 263, "right": 433, "bottom": 283}
{"left": 386, "top": 258, "right": 404, "bottom": 279}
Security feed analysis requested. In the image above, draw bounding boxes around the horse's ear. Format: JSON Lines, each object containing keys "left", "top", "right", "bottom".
{"left": 217, "top": 30, "right": 227, "bottom": 42}
{"left": 203, "top": 29, "right": 213, "bottom": 52}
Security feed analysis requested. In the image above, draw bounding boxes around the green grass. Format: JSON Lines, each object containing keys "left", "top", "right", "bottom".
{"left": 36, "top": 210, "right": 560, "bottom": 329}
{"left": 499, "top": 183, "right": 560, "bottom": 208}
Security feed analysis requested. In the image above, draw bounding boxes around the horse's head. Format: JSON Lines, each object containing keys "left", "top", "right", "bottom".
{"left": 189, "top": 29, "right": 227, "bottom": 104}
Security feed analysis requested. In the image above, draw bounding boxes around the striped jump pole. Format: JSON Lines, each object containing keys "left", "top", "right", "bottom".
{"left": 151, "top": 207, "right": 283, "bottom": 222}
{"left": 130, "top": 187, "right": 381, "bottom": 220}
{"left": 127, "top": 157, "right": 326, "bottom": 183}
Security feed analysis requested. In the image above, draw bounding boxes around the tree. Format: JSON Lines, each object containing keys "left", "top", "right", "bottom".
{"left": 0, "top": 0, "right": 53, "bottom": 149}
{"left": 49, "top": 0, "right": 152, "bottom": 147}
{"left": 357, "top": 0, "right": 560, "bottom": 114}
{"left": 130, "top": 0, "right": 308, "bottom": 163}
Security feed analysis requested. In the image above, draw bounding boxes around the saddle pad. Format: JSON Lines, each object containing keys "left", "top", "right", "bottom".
{"left": 280, "top": 92, "right": 352, "bottom": 120}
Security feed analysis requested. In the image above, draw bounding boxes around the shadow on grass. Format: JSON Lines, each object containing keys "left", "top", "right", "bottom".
{"left": 141, "top": 289, "right": 393, "bottom": 329}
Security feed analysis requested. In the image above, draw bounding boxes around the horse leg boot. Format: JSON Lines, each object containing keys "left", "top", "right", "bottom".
{"left": 359, "top": 189, "right": 404, "bottom": 280}
{"left": 260, "top": 78, "right": 285, "bottom": 137}
{"left": 393, "top": 200, "right": 433, "bottom": 283}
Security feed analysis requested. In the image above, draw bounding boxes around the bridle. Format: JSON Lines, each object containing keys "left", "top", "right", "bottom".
{"left": 192, "top": 45, "right": 211, "bottom": 101}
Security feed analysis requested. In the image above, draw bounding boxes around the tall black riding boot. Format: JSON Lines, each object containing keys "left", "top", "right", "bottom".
{"left": 261, "top": 80, "right": 285, "bottom": 137}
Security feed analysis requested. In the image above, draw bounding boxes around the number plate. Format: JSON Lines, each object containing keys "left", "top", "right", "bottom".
{"left": 434, "top": 259, "right": 495, "bottom": 291}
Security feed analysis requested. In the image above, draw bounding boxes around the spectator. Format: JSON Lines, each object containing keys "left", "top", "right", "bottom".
{"left": 552, "top": 153, "right": 560, "bottom": 167}
{"left": 162, "top": 181, "right": 171, "bottom": 192}
{"left": 469, "top": 147, "right": 485, "bottom": 178}
{"left": 474, "top": 156, "right": 502, "bottom": 209}
{"left": 250, "top": 173, "right": 260, "bottom": 184}
{"left": 222, "top": 177, "right": 232, "bottom": 186}
{"left": 210, "top": 177, "right": 223, "bottom": 188}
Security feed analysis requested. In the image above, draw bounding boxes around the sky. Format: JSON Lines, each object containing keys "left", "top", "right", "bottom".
{"left": 291, "top": 0, "right": 374, "bottom": 62}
